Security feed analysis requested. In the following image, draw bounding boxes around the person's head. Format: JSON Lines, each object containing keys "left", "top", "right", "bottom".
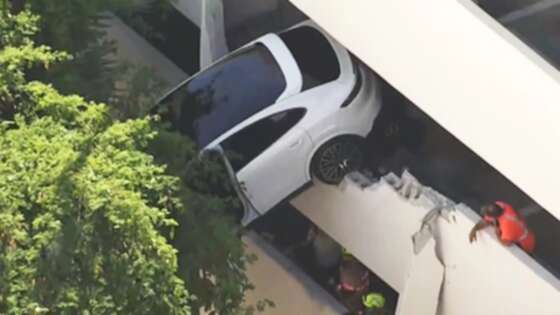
{"left": 481, "top": 203, "right": 503, "bottom": 218}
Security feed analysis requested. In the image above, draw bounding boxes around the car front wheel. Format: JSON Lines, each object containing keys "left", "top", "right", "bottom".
{"left": 311, "top": 136, "right": 365, "bottom": 185}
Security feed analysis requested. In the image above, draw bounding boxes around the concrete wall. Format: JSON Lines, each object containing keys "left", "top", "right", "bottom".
{"left": 173, "top": 0, "right": 280, "bottom": 29}
{"left": 222, "top": 0, "right": 280, "bottom": 29}
{"left": 104, "top": 14, "right": 187, "bottom": 87}
{"left": 291, "top": 175, "right": 560, "bottom": 314}
{"left": 291, "top": 178, "right": 428, "bottom": 293}
{"left": 288, "top": 0, "right": 560, "bottom": 223}
{"left": 173, "top": 0, "right": 203, "bottom": 26}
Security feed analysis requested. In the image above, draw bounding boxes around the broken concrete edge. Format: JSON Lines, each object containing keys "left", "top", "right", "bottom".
{"left": 347, "top": 170, "right": 457, "bottom": 221}
{"left": 345, "top": 171, "right": 450, "bottom": 269}
{"left": 346, "top": 170, "right": 451, "bottom": 257}
{"left": 345, "top": 170, "right": 560, "bottom": 290}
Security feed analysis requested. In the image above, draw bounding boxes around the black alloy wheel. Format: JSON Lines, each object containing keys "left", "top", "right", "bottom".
{"left": 312, "top": 136, "right": 365, "bottom": 185}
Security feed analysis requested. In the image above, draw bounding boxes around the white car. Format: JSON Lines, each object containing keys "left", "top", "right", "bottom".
{"left": 155, "top": 21, "right": 382, "bottom": 223}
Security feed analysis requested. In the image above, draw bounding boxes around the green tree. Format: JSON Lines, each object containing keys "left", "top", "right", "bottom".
{"left": 0, "top": 6, "right": 190, "bottom": 314}
{"left": 149, "top": 130, "right": 267, "bottom": 315}
{"left": 1, "top": 4, "right": 268, "bottom": 315}
{"left": 27, "top": 0, "right": 152, "bottom": 102}
{"left": 20, "top": 0, "right": 172, "bottom": 117}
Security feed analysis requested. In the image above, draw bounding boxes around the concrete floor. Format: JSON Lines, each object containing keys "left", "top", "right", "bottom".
{"left": 242, "top": 232, "right": 347, "bottom": 315}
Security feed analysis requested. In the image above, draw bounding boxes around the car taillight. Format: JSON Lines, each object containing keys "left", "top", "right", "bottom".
{"left": 340, "top": 57, "right": 363, "bottom": 108}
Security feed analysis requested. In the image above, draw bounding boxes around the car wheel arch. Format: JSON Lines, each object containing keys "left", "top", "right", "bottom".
{"left": 305, "top": 133, "right": 366, "bottom": 182}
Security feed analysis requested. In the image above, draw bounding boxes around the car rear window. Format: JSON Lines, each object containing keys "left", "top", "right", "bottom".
{"left": 156, "top": 43, "right": 286, "bottom": 147}
{"left": 279, "top": 26, "right": 341, "bottom": 91}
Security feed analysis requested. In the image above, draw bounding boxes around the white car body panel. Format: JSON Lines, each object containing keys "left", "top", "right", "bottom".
{"left": 237, "top": 125, "right": 313, "bottom": 213}
{"left": 158, "top": 21, "right": 383, "bottom": 221}
{"left": 223, "top": 23, "right": 381, "bottom": 218}
{"left": 259, "top": 34, "right": 303, "bottom": 100}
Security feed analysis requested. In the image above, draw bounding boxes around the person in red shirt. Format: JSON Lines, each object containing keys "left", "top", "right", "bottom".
{"left": 469, "top": 201, "right": 535, "bottom": 254}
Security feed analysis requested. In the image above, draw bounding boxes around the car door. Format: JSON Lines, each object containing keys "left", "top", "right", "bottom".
{"left": 220, "top": 108, "right": 312, "bottom": 215}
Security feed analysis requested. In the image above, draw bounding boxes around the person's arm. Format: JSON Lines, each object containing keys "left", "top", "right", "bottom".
{"left": 469, "top": 220, "right": 491, "bottom": 243}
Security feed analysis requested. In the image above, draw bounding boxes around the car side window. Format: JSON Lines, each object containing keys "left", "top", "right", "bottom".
{"left": 221, "top": 108, "right": 306, "bottom": 172}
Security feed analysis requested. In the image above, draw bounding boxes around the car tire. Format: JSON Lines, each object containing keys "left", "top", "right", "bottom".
{"left": 311, "top": 136, "right": 365, "bottom": 185}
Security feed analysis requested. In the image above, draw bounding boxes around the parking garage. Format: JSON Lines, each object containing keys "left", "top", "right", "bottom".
{"left": 107, "top": 0, "right": 560, "bottom": 313}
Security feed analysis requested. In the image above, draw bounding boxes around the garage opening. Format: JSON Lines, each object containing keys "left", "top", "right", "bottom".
{"left": 250, "top": 203, "right": 399, "bottom": 314}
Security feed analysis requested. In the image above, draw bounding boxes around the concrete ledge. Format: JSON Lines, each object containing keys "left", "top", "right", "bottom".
{"left": 291, "top": 172, "right": 560, "bottom": 314}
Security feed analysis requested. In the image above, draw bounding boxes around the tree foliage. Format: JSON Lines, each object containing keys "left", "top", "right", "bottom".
{"left": 23, "top": 0, "right": 171, "bottom": 115}
{"left": 149, "top": 130, "right": 261, "bottom": 315}
{"left": 1, "top": 3, "right": 267, "bottom": 315}
{"left": 26, "top": 0, "right": 144, "bottom": 102}
{"left": 0, "top": 6, "right": 190, "bottom": 314}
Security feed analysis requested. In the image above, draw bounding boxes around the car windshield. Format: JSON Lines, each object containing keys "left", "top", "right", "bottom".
{"left": 156, "top": 43, "right": 286, "bottom": 147}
